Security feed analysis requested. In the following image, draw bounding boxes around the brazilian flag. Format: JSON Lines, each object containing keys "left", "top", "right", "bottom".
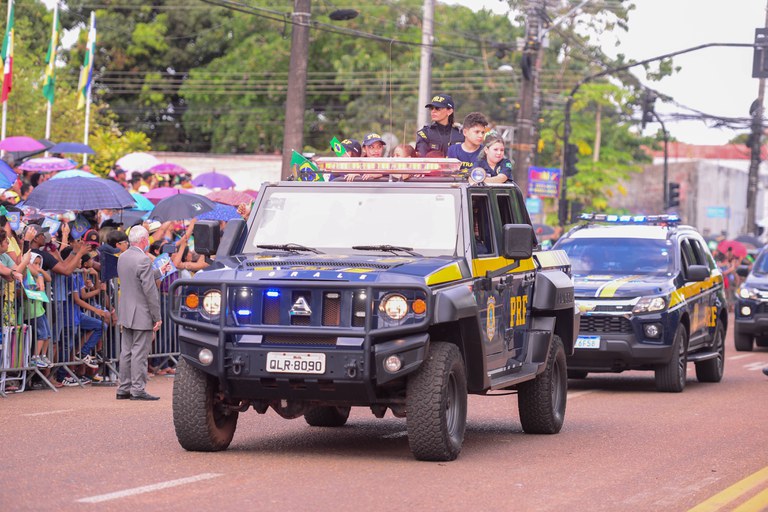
{"left": 290, "top": 151, "right": 324, "bottom": 182}
{"left": 330, "top": 136, "right": 347, "bottom": 157}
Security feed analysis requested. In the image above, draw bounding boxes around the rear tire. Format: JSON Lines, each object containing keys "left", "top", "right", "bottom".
{"left": 695, "top": 324, "right": 725, "bottom": 383}
{"left": 173, "top": 358, "right": 238, "bottom": 451}
{"left": 406, "top": 342, "right": 467, "bottom": 461}
{"left": 734, "top": 330, "right": 754, "bottom": 351}
{"left": 655, "top": 324, "right": 687, "bottom": 392}
{"left": 304, "top": 406, "right": 351, "bottom": 427}
{"left": 518, "top": 336, "right": 567, "bottom": 434}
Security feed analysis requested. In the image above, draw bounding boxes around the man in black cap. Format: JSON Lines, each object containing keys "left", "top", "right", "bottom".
{"left": 415, "top": 93, "right": 464, "bottom": 157}
{"left": 340, "top": 138, "right": 362, "bottom": 157}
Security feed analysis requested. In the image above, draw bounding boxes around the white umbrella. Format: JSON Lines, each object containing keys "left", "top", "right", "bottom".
{"left": 115, "top": 152, "right": 160, "bottom": 172}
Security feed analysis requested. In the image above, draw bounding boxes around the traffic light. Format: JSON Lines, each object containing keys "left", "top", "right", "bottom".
{"left": 564, "top": 143, "right": 579, "bottom": 177}
{"left": 668, "top": 182, "right": 680, "bottom": 209}
{"left": 641, "top": 90, "right": 657, "bottom": 129}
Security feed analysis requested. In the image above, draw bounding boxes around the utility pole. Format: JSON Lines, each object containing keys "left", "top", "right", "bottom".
{"left": 281, "top": 0, "right": 311, "bottom": 180}
{"left": 416, "top": 0, "right": 434, "bottom": 130}
{"left": 746, "top": 2, "right": 768, "bottom": 235}
{"left": 512, "top": 0, "right": 545, "bottom": 193}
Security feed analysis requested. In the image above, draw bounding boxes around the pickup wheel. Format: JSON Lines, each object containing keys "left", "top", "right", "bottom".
{"left": 734, "top": 330, "right": 754, "bottom": 351}
{"left": 518, "top": 335, "right": 567, "bottom": 434}
{"left": 406, "top": 342, "right": 467, "bottom": 461}
{"left": 173, "top": 358, "right": 238, "bottom": 451}
{"left": 655, "top": 323, "right": 687, "bottom": 392}
{"left": 695, "top": 323, "right": 725, "bottom": 383}
{"left": 304, "top": 406, "right": 351, "bottom": 427}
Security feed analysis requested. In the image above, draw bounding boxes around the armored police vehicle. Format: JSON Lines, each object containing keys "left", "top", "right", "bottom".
{"left": 170, "top": 158, "right": 577, "bottom": 461}
{"left": 734, "top": 247, "right": 768, "bottom": 351}
{"left": 553, "top": 214, "right": 727, "bottom": 392}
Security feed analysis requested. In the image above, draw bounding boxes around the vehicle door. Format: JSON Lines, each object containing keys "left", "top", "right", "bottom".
{"left": 679, "top": 236, "right": 710, "bottom": 347}
{"left": 688, "top": 236, "right": 720, "bottom": 347}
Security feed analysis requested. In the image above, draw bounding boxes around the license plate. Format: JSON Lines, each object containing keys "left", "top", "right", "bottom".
{"left": 266, "top": 352, "right": 326, "bottom": 374}
{"left": 575, "top": 335, "right": 601, "bottom": 349}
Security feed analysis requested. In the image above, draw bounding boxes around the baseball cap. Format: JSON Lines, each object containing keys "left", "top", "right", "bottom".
{"left": 363, "top": 133, "right": 385, "bottom": 146}
{"left": 83, "top": 228, "right": 100, "bottom": 246}
{"left": 341, "top": 138, "right": 362, "bottom": 157}
{"left": 425, "top": 93, "right": 455, "bottom": 110}
{"left": 25, "top": 224, "right": 51, "bottom": 243}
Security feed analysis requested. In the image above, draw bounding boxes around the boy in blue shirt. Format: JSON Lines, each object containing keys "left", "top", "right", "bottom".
{"left": 447, "top": 112, "right": 489, "bottom": 175}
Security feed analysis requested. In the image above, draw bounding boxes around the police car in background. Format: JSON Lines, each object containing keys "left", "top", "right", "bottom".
{"left": 734, "top": 246, "right": 768, "bottom": 351}
{"left": 552, "top": 214, "right": 728, "bottom": 392}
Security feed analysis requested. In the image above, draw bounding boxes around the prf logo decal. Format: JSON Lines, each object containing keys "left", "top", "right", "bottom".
{"left": 510, "top": 294, "right": 528, "bottom": 327}
{"left": 431, "top": 95, "right": 445, "bottom": 103}
{"left": 486, "top": 296, "right": 496, "bottom": 339}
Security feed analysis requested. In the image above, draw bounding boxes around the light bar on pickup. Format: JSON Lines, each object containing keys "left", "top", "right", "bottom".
{"left": 579, "top": 213, "right": 681, "bottom": 225}
{"left": 314, "top": 157, "right": 463, "bottom": 175}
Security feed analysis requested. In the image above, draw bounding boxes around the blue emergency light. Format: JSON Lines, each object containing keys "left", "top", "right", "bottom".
{"left": 580, "top": 213, "right": 680, "bottom": 225}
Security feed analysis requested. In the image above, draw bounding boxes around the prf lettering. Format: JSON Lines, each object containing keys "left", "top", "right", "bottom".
{"left": 509, "top": 294, "right": 528, "bottom": 327}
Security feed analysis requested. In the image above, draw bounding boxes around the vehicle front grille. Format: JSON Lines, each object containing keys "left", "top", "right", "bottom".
{"left": 262, "top": 335, "right": 338, "bottom": 346}
{"left": 580, "top": 315, "right": 633, "bottom": 334}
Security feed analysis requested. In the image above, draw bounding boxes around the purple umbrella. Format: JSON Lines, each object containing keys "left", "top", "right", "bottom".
{"left": 19, "top": 157, "right": 78, "bottom": 172}
{"left": 142, "top": 186, "right": 191, "bottom": 205}
{"left": 192, "top": 170, "right": 236, "bottom": 189}
{"left": 147, "top": 162, "right": 188, "bottom": 175}
{"left": 0, "top": 136, "right": 47, "bottom": 152}
{"left": 49, "top": 141, "right": 96, "bottom": 155}
{"left": 0, "top": 160, "right": 17, "bottom": 189}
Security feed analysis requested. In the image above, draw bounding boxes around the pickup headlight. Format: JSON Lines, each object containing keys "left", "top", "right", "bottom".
{"left": 633, "top": 296, "right": 667, "bottom": 314}
{"left": 201, "top": 289, "right": 222, "bottom": 319}
{"left": 380, "top": 293, "right": 409, "bottom": 321}
{"left": 739, "top": 287, "right": 759, "bottom": 300}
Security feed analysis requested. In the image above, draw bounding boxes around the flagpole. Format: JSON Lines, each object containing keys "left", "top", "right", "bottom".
{"left": 44, "top": 2, "right": 59, "bottom": 147}
{"left": 82, "top": 11, "right": 94, "bottom": 166}
{"left": 1, "top": 0, "right": 12, "bottom": 142}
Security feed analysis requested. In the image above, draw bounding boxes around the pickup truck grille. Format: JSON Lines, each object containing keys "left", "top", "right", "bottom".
{"left": 580, "top": 315, "right": 633, "bottom": 334}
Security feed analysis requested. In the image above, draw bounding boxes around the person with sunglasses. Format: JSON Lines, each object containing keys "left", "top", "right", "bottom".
{"left": 415, "top": 93, "right": 464, "bottom": 157}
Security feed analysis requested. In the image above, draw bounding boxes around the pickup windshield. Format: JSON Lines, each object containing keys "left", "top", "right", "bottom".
{"left": 556, "top": 237, "right": 673, "bottom": 276}
{"left": 246, "top": 187, "right": 461, "bottom": 256}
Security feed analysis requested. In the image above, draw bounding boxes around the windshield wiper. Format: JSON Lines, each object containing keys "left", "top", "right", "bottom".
{"left": 257, "top": 243, "right": 323, "bottom": 254}
{"left": 352, "top": 245, "right": 422, "bottom": 257}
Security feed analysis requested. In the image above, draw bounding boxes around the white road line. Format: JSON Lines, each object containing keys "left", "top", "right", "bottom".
{"left": 744, "top": 362, "right": 768, "bottom": 372}
{"left": 77, "top": 473, "right": 223, "bottom": 504}
{"left": 567, "top": 390, "right": 596, "bottom": 399}
{"left": 23, "top": 409, "right": 75, "bottom": 417}
{"left": 729, "top": 354, "right": 755, "bottom": 360}
{"left": 382, "top": 431, "right": 407, "bottom": 439}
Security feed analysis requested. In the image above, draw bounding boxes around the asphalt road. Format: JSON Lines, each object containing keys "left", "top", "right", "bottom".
{"left": 1, "top": 320, "right": 767, "bottom": 512}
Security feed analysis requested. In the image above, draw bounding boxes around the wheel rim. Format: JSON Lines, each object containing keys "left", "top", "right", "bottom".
{"left": 445, "top": 372, "right": 460, "bottom": 441}
{"left": 714, "top": 328, "right": 725, "bottom": 374}
{"left": 551, "top": 356, "right": 565, "bottom": 419}
{"left": 677, "top": 331, "right": 687, "bottom": 387}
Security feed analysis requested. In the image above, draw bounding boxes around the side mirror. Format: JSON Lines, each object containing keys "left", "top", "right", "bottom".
{"left": 736, "top": 264, "right": 751, "bottom": 278}
{"left": 193, "top": 220, "right": 221, "bottom": 256}
{"left": 686, "top": 264, "right": 710, "bottom": 282}
{"left": 502, "top": 224, "right": 534, "bottom": 260}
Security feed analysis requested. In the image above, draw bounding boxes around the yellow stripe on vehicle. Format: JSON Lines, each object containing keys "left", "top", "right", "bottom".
{"left": 425, "top": 262, "right": 464, "bottom": 286}
{"left": 597, "top": 275, "right": 642, "bottom": 298}
{"left": 471, "top": 257, "right": 536, "bottom": 278}
{"left": 534, "top": 250, "right": 570, "bottom": 268}
{"left": 668, "top": 274, "right": 723, "bottom": 308}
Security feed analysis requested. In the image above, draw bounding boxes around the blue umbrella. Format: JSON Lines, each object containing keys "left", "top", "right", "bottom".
{"left": 25, "top": 176, "right": 136, "bottom": 211}
{"left": 192, "top": 171, "right": 236, "bottom": 189}
{"left": 50, "top": 169, "right": 95, "bottom": 180}
{"left": 196, "top": 203, "right": 240, "bottom": 221}
{"left": 130, "top": 192, "right": 155, "bottom": 211}
{"left": 0, "top": 160, "right": 17, "bottom": 189}
{"left": 49, "top": 141, "right": 96, "bottom": 155}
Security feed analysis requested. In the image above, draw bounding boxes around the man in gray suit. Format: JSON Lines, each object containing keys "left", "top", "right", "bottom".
{"left": 116, "top": 225, "right": 162, "bottom": 401}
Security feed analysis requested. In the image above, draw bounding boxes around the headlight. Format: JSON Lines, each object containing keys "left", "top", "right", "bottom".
{"left": 379, "top": 293, "right": 409, "bottom": 321}
{"left": 632, "top": 296, "right": 667, "bottom": 314}
{"left": 739, "top": 287, "right": 758, "bottom": 299}
{"left": 201, "top": 290, "right": 222, "bottom": 318}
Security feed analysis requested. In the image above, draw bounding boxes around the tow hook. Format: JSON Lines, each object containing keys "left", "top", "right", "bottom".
{"left": 344, "top": 359, "right": 362, "bottom": 378}
{"left": 231, "top": 356, "right": 244, "bottom": 376}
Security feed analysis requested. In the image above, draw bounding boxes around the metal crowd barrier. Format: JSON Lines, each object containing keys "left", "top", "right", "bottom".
{"left": 0, "top": 268, "right": 180, "bottom": 396}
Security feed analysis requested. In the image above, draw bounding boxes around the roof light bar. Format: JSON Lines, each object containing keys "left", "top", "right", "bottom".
{"left": 579, "top": 213, "right": 680, "bottom": 225}
{"left": 314, "top": 157, "right": 463, "bottom": 175}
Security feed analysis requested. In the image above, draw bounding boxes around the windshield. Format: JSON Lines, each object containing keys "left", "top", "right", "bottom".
{"left": 555, "top": 237, "right": 673, "bottom": 276}
{"left": 246, "top": 187, "right": 461, "bottom": 256}
{"left": 752, "top": 252, "right": 768, "bottom": 275}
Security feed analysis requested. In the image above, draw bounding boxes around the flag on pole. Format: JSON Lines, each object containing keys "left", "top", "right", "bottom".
{"left": 290, "top": 150, "right": 324, "bottom": 181}
{"left": 77, "top": 13, "right": 95, "bottom": 109}
{"left": 330, "top": 136, "right": 347, "bottom": 156}
{"left": 1, "top": 0, "right": 14, "bottom": 103}
{"left": 42, "top": 4, "right": 60, "bottom": 104}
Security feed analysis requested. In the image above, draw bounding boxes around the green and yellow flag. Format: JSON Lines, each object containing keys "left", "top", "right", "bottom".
{"left": 42, "top": 4, "right": 60, "bottom": 104}
{"left": 330, "top": 136, "right": 346, "bottom": 157}
{"left": 290, "top": 150, "right": 324, "bottom": 182}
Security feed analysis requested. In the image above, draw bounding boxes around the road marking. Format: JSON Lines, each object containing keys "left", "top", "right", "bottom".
{"left": 77, "top": 473, "right": 223, "bottom": 504}
{"left": 382, "top": 431, "right": 407, "bottom": 439}
{"left": 729, "top": 354, "right": 755, "bottom": 361}
{"left": 744, "top": 362, "right": 768, "bottom": 372}
{"left": 567, "top": 390, "right": 596, "bottom": 399}
{"left": 23, "top": 409, "right": 75, "bottom": 417}
{"left": 688, "top": 466, "right": 768, "bottom": 512}
{"left": 732, "top": 488, "right": 768, "bottom": 512}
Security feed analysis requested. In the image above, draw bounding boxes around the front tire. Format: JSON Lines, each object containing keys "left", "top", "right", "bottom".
{"left": 304, "top": 406, "right": 351, "bottom": 427}
{"left": 173, "top": 358, "right": 238, "bottom": 451}
{"left": 696, "top": 323, "right": 725, "bottom": 383}
{"left": 406, "top": 342, "right": 467, "bottom": 461}
{"left": 655, "top": 324, "right": 687, "bottom": 392}
{"left": 518, "top": 335, "right": 567, "bottom": 434}
{"left": 734, "top": 330, "right": 754, "bottom": 351}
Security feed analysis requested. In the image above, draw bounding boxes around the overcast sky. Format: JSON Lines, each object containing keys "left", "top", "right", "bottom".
{"left": 443, "top": 0, "right": 766, "bottom": 146}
